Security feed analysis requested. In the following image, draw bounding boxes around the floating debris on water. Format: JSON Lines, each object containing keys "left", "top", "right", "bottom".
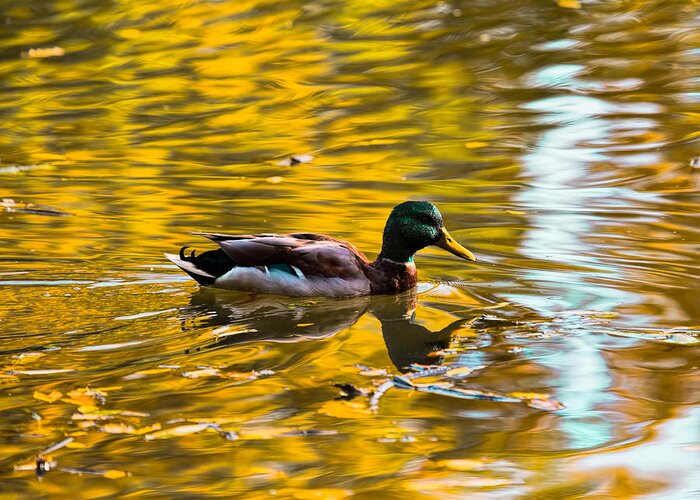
{"left": 0, "top": 163, "right": 51, "bottom": 174}
{"left": 10, "top": 437, "right": 130, "bottom": 481}
{"left": 276, "top": 154, "right": 314, "bottom": 166}
{"left": 353, "top": 364, "right": 390, "bottom": 377}
{"left": 333, "top": 383, "right": 368, "bottom": 401}
{"left": 8, "top": 368, "right": 75, "bottom": 375}
{"left": 22, "top": 46, "right": 66, "bottom": 58}
{"left": 1, "top": 198, "right": 72, "bottom": 216}
{"left": 612, "top": 328, "right": 700, "bottom": 346}
{"left": 365, "top": 363, "right": 564, "bottom": 413}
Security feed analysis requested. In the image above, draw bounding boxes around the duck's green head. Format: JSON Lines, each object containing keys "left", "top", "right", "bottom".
{"left": 379, "top": 201, "right": 477, "bottom": 263}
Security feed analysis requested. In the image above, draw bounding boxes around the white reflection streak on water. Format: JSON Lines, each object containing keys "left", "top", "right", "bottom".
{"left": 512, "top": 68, "right": 666, "bottom": 449}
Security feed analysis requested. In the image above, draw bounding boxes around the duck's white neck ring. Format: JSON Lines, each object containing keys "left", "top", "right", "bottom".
{"left": 379, "top": 256, "right": 415, "bottom": 267}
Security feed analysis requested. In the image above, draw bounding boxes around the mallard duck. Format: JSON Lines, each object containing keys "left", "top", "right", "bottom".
{"left": 165, "top": 201, "right": 476, "bottom": 297}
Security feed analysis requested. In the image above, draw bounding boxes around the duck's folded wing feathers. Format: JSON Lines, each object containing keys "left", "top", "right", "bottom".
{"left": 198, "top": 233, "right": 369, "bottom": 279}
{"left": 289, "top": 241, "right": 369, "bottom": 279}
{"left": 214, "top": 235, "right": 305, "bottom": 267}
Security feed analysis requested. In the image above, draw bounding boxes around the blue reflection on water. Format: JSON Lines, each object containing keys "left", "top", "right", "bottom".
{"left": 512, "top": 84, "right": 669, "bottom": 450}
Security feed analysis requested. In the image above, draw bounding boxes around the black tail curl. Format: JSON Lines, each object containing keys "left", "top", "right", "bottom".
{"left": 177, "top": 246, "right": 236, "bottom": 284}
{"left": 179, "top": 246, "right": 198, "bottom": 261}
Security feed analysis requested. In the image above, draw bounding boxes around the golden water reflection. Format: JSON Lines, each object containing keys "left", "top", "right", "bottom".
{"left": 1, "top": 0, "right": 699, "bottom": 497}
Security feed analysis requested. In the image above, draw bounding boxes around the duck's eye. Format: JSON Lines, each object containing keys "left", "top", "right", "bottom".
{"left": 415, "top": 213, "right": 433, "bottom": 224}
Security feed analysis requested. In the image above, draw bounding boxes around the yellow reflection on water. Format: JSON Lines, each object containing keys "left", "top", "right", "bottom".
{"left": 0, "top": 0, "right": 699, "bottom": 497}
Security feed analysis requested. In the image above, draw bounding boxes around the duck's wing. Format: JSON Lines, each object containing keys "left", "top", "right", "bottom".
{"left": 166, "top": 232, "right": 372, "bottom": 296}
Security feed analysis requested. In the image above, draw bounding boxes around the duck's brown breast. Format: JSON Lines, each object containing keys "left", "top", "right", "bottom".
{"left": 367, "top": 258, "right": 418, "bottom": 295}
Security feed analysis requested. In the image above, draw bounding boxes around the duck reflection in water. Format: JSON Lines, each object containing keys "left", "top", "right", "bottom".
{"left": 181, "top": 288, "right": 470, "bottom": 372}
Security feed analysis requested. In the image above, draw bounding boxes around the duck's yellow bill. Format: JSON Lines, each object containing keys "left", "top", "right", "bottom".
{"left": 436, "top": 227, "right": 477, "bottom": 262}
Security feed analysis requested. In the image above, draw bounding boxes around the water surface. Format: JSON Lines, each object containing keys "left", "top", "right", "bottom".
{"left": 1, "top": 0, "right": 699, "bottom": 497}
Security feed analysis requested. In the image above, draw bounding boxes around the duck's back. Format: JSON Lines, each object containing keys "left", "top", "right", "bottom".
{"left": 165, "top": 232, "right": 373, "bottom": 297}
